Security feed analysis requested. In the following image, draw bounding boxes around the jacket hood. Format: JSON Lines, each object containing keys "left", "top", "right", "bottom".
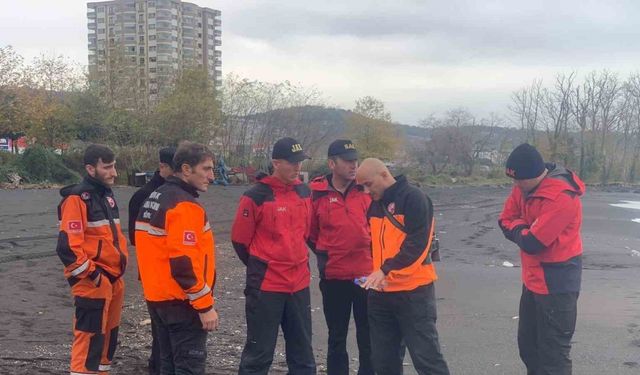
{"left": 259, "top": 175, "right": 303, "bottom": 190}
{"left": 532, "top": 163, "right": 585, "bottom": 199}
{"left": 59, "top": 176, "right": 110, "bottom": 198}
{"left": 309, "top": 175, "right": 330, "bottom": 191}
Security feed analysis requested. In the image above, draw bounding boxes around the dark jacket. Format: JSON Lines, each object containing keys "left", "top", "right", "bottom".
{"left": 367, "top": 175, "right": 438, "bottom": 292}
{"left": 231, "top": 175, "right": 312, "bottom": 293}
{"left": 308, "top": 174, "right": 372, "bottom": 280}
{"left": 128, "top": 171, "right": 165, "bottom": 245}
{"left": 56, "top": 176, "right": 129, "bottom": 286}
{"left": 499, "top": 163, "right": 585, "bottom": 294}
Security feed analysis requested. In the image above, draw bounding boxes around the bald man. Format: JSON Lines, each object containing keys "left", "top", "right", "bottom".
{"left": 356, "top": 158, "right": 449, "bottom": 375}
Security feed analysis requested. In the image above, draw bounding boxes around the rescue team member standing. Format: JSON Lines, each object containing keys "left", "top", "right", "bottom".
{"left": 56, "top": 144, "right": 128, "bottom": 375}
{"left": 308, "top": 140, "right": 373, "bottom": 375}
{"left": 232, "top": 137, "right": 316, "bottom": 375}
{"left": 356, "top": 158, "right": 450, "bottom": 375}
{"left": 135, "top": 142, "right": 218, "bottom": 375}
{"left": 499, "top": 144, "right": 584, "bottom": 375}
{"left": 127, "top": 146, "right": 175, "bottom": 375}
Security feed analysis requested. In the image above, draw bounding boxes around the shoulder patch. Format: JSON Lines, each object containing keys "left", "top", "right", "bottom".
{"left": 67, "top": 220, "right": 83, "bottom": 233}
{"left": 183, "top": 230, "right": 196, "bottom": 245}
{"left": 106, "top": 196, "right": 116, "bottom": 208}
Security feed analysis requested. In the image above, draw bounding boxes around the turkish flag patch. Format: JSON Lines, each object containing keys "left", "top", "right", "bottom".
{"left": 68, "top": 220, "right": 83, "bottom": 233}
{"left": 183, "top": 231, "right": 196, "bottom": 245}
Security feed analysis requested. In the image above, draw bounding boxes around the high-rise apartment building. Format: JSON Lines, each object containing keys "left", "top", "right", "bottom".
{"left": 87, "top": 0, "right": 221, "bottom": 105}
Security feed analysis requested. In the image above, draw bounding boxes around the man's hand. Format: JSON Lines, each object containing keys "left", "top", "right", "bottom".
{"left": 199, "top": 308, "right": 219, "bottom": 331}
{"left": 362, "top": 269, "right": 386, "bottom": 291}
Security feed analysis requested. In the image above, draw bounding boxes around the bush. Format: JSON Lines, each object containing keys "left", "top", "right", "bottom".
{"left": 20, "top": 146, "right": 51, "bottom": 181}
{"left": 19, "top": 145, "right": 80, "bottom": 184}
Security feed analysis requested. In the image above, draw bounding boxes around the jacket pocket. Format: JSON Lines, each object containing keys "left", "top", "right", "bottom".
{"left": 74, "top": 296, "right": 105, "bottom": 333}
{"left": 246, "top": 255, "right": 268, "bottom": 290}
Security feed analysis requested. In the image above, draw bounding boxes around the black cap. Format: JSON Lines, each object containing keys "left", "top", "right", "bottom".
{"left": 159, "top": 147, "right": 176, "bottom": 168}
{"left": 328, "top": 139, "right": 358, "bottom": 161}
{"left": 271, "top": 137, "right": 311, "bottom": 163}
{"left": 505, "top": 143, "right": 545, "bottom": 180}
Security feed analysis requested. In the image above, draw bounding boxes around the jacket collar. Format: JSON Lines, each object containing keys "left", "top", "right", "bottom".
{"left": 165, "top": 176, "right": 199, "bottom": 197}
{"left": 260, "top": 175, "right": 302, "bottom": 191}
{"left": 149, "top": 170, "right": 166, "bottom": 187}
{"left": 83, "top": 175, "right": 112, "bottom": 196}
{"left": 528, "top": 163, "right": 585, "bottom": 199}
{"left": 310, "top": 174, "right": 361, "bottom": 195}
{"left": 381, "top": 175, "right": 408, "bottom": 204}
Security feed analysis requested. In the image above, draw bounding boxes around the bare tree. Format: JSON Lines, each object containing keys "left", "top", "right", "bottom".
{"left": 509, "top": 79, "right": 543, "bottom": 144}
{"left": 542, "top": 72, "right": 575, "bottom": 162}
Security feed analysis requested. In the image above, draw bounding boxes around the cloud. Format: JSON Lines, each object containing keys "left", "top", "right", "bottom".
{"left": 2, "top": 0, "right": 640, "bottom": 123}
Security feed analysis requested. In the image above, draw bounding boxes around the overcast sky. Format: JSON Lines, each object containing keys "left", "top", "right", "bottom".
{"left": 1, "top": 0, "right": 639, "bottom": 124}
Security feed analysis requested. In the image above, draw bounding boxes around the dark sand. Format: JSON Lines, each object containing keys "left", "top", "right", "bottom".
{"left": 0, "top": 184, "right": 639, "bottom": 374}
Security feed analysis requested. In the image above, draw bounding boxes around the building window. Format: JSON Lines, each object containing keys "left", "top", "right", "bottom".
{"left": 139, "top": 35, "right": 144, "bottom": 42}
{"left": 150, "top": 57, "right": 157, "bottom": 62}
{"left": 149, "top": 35, "right": 156, "bottom": 40}
{"left": 140, "top": 57, "right": 145, "bottom": 64}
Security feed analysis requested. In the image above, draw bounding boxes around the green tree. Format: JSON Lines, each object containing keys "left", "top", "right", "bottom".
{"left": 152, "top": 67, "right": 219, "bottom": 146}
{"left": 346, "top": 96, "right": 400, "bottom": 160}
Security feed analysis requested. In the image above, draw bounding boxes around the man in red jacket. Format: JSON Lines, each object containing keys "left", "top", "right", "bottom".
{"left": 308, "top": 140, "right": 373, "bottom": 375}
{"left": 232, "top": 137, "right": 316, "bottom": 375}
{"left": 499, "top": 143, "right": 585, "bottom": 375}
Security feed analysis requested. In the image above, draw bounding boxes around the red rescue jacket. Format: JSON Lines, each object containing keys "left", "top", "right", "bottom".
{"left": 308, "top": 175, "right": 372, "bottom": 280}
{"left": 231, "top": 175, "right": 312, "bottom": 293}
{"left": 499, "top": 164, "right": 585, "bottom": 295}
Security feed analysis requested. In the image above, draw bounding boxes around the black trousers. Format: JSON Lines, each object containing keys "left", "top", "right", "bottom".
{"left": 368, "top": 283, "right": 450, "bottom": 375}
{"left": 147, "top": 302, "right": 208, "bottom": 375}
{"left": 518, "top": 285, "right": 579, "bottom": 375}
{"left": 319, "top": 279, "right": 373, "bottom": 375}
{"left": 147, "top": 304, "right": 161, "bottom": 375}
{"left": 238, "top": 287, "right": 316, "bottom": 375}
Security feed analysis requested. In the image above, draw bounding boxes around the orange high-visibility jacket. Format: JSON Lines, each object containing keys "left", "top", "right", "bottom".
{"left": 56, "top": 176, "right": 129, "bottom": 286}
{"left": 367, "top": 175, "right": 437, "bottom": 292}
{"left": 135, "top": 176, "right": 216, "bottom": 312}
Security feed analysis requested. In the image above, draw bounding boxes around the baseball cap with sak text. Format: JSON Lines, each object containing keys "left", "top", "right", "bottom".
{"left": 272, "top": 137, "right": 311, "bottom": 163}
{"left": 328, "top": 139, "right": 358, "bottom": 161}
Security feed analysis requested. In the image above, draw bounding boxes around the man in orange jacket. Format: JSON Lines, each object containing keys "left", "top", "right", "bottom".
{"left": 127, "top": 146, "right": 175, "bottom": 375}
{"left": 135, "top": 142, "right": 218, "bottom": 375}
{"left": 56, "top": 144, "right": 129, "bottom": 375}
{"left": 356, "top": 158, "right": 449, "bottom": 375}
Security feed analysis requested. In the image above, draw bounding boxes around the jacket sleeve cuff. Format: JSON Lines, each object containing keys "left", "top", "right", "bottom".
{"left": 380, "top": 264, "right": 391, "bottom": 275}
{"left": 192, "top": 294, "right": 214, "bottom": 312}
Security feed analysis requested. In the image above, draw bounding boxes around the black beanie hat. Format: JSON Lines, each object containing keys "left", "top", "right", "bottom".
{"left": 159, "top": 147, "right": 176, "bottom": 168}
{"left": 505, "top": 143, "right": 545, "bottom": 180}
